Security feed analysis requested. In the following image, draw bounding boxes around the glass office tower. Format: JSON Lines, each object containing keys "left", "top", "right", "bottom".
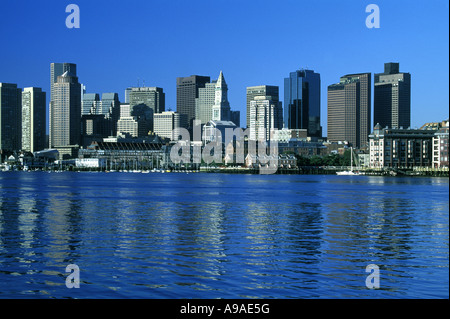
{"left": 284, "top": 69, "right": 321, "bottom": 137}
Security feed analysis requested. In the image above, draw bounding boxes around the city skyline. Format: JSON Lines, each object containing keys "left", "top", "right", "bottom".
{"left": 0, "top": 0, "right": 448, "bottom": 136}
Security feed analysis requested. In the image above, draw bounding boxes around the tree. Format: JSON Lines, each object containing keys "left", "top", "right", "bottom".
{"left": 310, "top": 155, "right": 323, "bottom": 166}
{"left": 340, "top": 149, "right": 351, "bottom": 166}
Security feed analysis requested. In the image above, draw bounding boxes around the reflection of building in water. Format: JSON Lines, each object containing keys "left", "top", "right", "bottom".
{"left": 173, "top": 202, "right": 227, "bottom": 277}
{"left": 18, "top": 194, "right": 38, "bottom": 250}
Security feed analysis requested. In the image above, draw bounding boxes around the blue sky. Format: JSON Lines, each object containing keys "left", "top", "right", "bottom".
{"left": 0, "top": 0, "right": 448, "bottom": 134}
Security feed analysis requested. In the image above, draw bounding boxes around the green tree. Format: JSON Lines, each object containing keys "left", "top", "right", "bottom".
{"left": 340, "top": 149, "right": 351, "bottom": 166}
{"left": 310, "top": 155, "right": 323, "bottom": 166}
{"left": 295, "top": 155, "right": 311, "bottom": 166}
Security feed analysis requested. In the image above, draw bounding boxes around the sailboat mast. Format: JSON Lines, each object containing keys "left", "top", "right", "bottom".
{"left": 350, "top": 147, "right": 353, "bottom": 171}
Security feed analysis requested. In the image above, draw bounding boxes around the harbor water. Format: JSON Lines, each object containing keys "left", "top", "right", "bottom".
{"left": 0, "top": 172, "right": 448, "bottom": 298}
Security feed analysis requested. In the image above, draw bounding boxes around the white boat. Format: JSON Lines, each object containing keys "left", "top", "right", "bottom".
{"left": 336, "top": 170, "right": 360, "bottom": 176}
{"left": 336, "top": 147, "right": 362, "bottom": 175}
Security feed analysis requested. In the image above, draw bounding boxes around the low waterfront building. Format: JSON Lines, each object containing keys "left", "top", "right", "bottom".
{"left": 79, "top": 136, "right": 167, "bottom": 170}
{"left": 369, "top": 124, "right": 436, "bottom": 168}
{"left": 278, "top": 154, "right": 297, "bottom": 169}
{"left": 75, "top": 158, "right": 106, "bottom": 168}
{"left": 433, "top": 122, "right": 449, "bottom": 168}
{"left": 202, "top": 120, "right": 237, "bottom": 145}
{"left": 53, "top": 145, "right": 79, "bottom": 160}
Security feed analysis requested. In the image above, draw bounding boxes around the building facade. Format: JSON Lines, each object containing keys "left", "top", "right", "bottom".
{"left": 212, "top": 71, "right": 231, "bottom": 122}
{"left": 327, "top": 72, "right": 371, "bottom": 148}
{"left": 50, "top": 71, "right": 82, "bottom": 147}
{"left": 50, "top": 63, "right": 77, "bottom": 148}
{"left": 374, "top": 62, "right": 411, "bottom": 129}
{"left": 116, "top": 103, "right": 146, "bottom": 137}
{"left": 50, "top": 63, "right": 77, "bottom": 103}
{"left": 22, "top": 87, "right": 46, "bottom": 153}
{"left": 433, "top": 124, "right": 449, "bottom": 168}
{"left": 249, "top": 96, "right": 283, "bottom": 141}
{"left": 284, "top": 69, "right": 321, "bottom": 137}
{"left": 176, "top": 75, "right": 210, "bottom": 129}
{"left": 202, "top": 120, "right": 237, "bottom": 145}
{"left": 246, "top": 85, "right": 279, "bottom": 128}
{"left": 0, "top": 83, "right": 22, "bottom": 151}
{"left": 369, "top": 124, "right": 435, "bottom": 168}
{"left": 195, "top": 81, "right": 217, "bottom": 125}
{"left": 129, "top": 86, "right": 165, "bottom": 114}
{"left": 82, "top": 93, "right": 100, "bottom": 115}
{"left": 154, "top": 111, "right": 184, "bottom": 140}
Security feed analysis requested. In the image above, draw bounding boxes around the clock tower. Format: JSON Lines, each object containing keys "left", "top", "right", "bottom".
{"left": 212, "top": 71, "right": 231, "bottom": 121}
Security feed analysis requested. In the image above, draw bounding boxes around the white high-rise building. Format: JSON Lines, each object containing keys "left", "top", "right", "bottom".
{"left": 249, "top": 96, "right": 283, "bottom": 141}
{"left": 154, "top": 111, "right": 183, "bottom": 140}
{"left": 117, "top": 103, "right": 141, "bottom": 137}
{"left": 22, "top": 87, "right": 46, "bottom": 153}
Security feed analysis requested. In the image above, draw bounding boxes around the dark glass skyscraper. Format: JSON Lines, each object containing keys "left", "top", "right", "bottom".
{"left": 284, "top": 69, "right": 321, "bottom": 137}
{"left": 374, "top": 62, "right": 411, "bottom": 129}
{"left": 0, "top": 83, "right": 22, "bottom": 151}
{"left": 176, "top": 75, "right": 210, "bottom": 129}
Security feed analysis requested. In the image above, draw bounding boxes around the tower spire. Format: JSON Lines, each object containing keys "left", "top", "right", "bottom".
{"left": 212, "top": 71, "right": 231, "bottom": 121}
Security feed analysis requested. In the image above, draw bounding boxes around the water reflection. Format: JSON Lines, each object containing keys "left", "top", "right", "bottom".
{"left": 0, "top": 172, "right": 448, "bottom": 298}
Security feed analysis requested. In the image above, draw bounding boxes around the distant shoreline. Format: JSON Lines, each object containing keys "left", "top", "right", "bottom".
{"left": 1, "top": 167, "right": 448, "bottom": 177}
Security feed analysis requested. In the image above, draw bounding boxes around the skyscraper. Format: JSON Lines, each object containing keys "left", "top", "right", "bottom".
{"left": 101, "top": 93, "right": 120, "bottom": 135}
{"left": 249, "top": 95, "right": 283, "bottom": 141}
{"left": 82, "top": 93, "right": 100, "bottom": 115}
{"left": 50, "top": 71, "right": 82, "bottom": 147}
{"left": 22, "top": 87, "right": 46, "bottom": 153}
{"left": 154, "top": 111, "right": 184, "bottom": 140}
{"left": 212, "top": 71, "right": 231, "bottom": 122}
{"left": 116, "top": 103, "right": 147, "bottom": 137}
{"left": 176, "top": 75, "right": 210, "bottom": 129}
{"left": 230, "top": 110, "right": 240, "bottom": 128}
{"left": 284, "top": 69, "right": 321, "bottom": 137}
{"left": 327, "top": 72, "right": 371, "bottom": 148}
{"left": 129, "top": 87, "right": 164, "bottom": 114}
{"left": 374, "top": 62, "right": 411, "bottom": 129}
{"left": 50, "top": 63, "right": 77, "bottom": 147}
{"left": 50, "top": 63, "right": 77, "bottom": 102}
{"left": 246, "top": 85, "right": 279, "bottom": 128}
{"left": 195, "top": 81, "right": 217, "bottom": 125}
{"left": 124, "top": 87, "right": 132, "bottom": 104}
{"left": 0, "top": 83, "right": 22, "bottom": 151}
{"left": 127, "top": 87, "right": 165, "bottom": 135}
